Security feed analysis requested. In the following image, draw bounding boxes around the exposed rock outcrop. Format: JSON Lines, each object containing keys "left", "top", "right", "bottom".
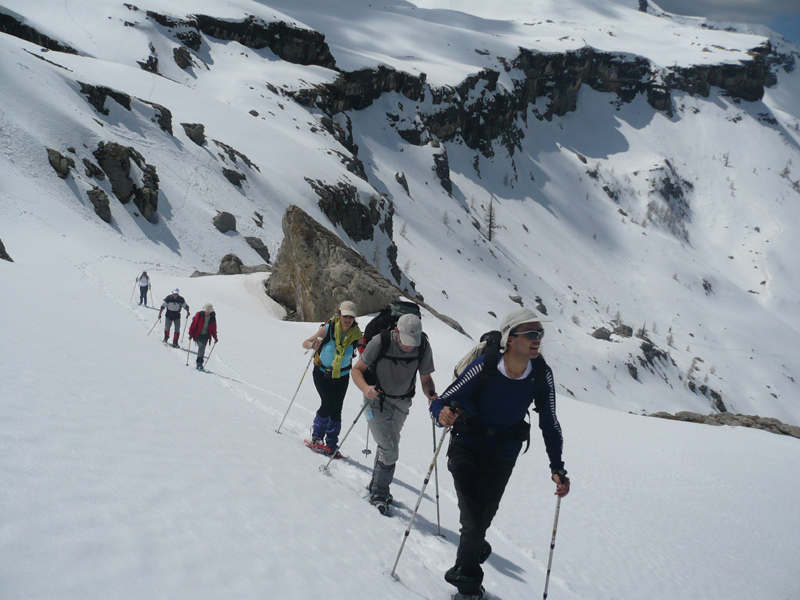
{"left": 78, "top": 82, "right": 131, "bottom": 115}
{"left": 143, "top": 101, "right": 173, "bottom": 135}
{"left": 432, "top": 148, "right": 453, "bottom": 195}
{"left": 222, "top": 168, "right": 246, "bottom": 187}
{"left": 46, "top": 148, "right": 75, "bottom": 179}
{"left": 218, "top": 253, "right": 244, "bottom": 274}
{"left": 245, "top": 236, "right": 270, "bottom": 263}
{"left": 265, "top": 205, "right": 403, "bottom": 321}
{"left": 92, "top": 142, "right": 159, "bottom": 222}
{"left": 293, "top": 45, "right": 777, "bottom": 158}
{"left": 213, "top": 211, "right": 237, "bottom": 233}
{"left": 266, "top": 205, "right": 467, "bottom": 336}
{"left": 181, "top": 123, "right": 206, "bottom": 146}
{"left": 141, "top": 10, "right": 337, "bottom": 68}
{"left": 0, "top": 237, "right": 12, "bottom": 262}
{"left": 0, "top": 12, "right": 78, "bottom": 54}
{"left": 82, "top": 158, "right": 105, "bottom": 179}
{"left": 86, "top": 187, "right": 112, "bottom": 223}
{"left": 305, "top": 178, "right": 393, "bottom": 243}
{"left": 648, "top": 411, "right": 800, "bottom": 439}
{"left": 193, "top": 14, "right": 337, "bottom": 68}
{"left": 190, "top": 255, "right": 269, "bottom": 278}
{"left": 173, "top": 46, "right": 193, "bottom": 69}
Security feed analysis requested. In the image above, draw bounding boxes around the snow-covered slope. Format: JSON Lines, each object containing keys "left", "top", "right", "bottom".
{"left": 2, "top": 2, "right": 800, "bottom": 597}
{"left": 2, "top": 236, "right": 799, "bottom": 600}
{"left": 2, "top": 0, "right": 799, "bottom": 425}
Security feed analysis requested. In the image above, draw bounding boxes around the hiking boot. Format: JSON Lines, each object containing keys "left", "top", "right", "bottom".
{"left": 310, "top": 436, "right": 325, "bottom": 447}
{"left": 196, "top": 364, "right": 204, "bottom": 371}
{"left": 163, "top": 333, "right": 169, "bottom": 343}
{"left": 172, "top": 341, "right": 179, "bottom": 348}
{"left": 445, "top": 563, "right": 484, "bottom": 596}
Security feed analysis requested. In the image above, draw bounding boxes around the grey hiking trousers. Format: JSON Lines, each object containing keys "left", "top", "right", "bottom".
{"left": 366, "top": 395, "right": 412, "bottom": 499}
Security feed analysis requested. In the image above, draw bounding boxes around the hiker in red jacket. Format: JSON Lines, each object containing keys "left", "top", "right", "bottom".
{"left": 188, "top": 303, "right": 218, "bottom": 370}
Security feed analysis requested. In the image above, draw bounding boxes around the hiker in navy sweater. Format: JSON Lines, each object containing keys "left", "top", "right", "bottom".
{"left": 430, "top": 307, "right": 569, "bottom": 599}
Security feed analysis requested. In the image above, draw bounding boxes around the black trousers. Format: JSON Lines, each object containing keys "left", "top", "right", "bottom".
{"left": 448, "top": 435, "right": 516, "bottom": 570}
{"left": 312, "top": 368, "right": 350, "bottom": 422}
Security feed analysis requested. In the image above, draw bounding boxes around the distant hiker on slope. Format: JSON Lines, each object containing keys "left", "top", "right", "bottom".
{"left": 302, "top": 300, "right": 362, "bottom": 455}
{"left": 136, "top": 271, "right": 151, "bottom": 305}
{"left": 430, "top": 307, "right": 569, "bottom": 600}
{"left": 188, "top": 303, "right": 218, "bottom": 370}
{"left": 158, "top": 288, "right": 190, "bottom": 348}
{"left": 351, "top": 313, "right": 436, "bottom": 515}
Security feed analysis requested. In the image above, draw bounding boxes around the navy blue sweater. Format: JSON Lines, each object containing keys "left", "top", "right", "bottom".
{"left": 430, "top": 354, "right": 564, "bottom": 468}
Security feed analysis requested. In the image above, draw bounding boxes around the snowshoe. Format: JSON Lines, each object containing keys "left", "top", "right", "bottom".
{"left": 304, "top": 440, "right": 345, "bottom": 459}
{"left": 445, "top": 563, "right": 484, "bottom": 597}
{"left": 452, "top": 589, "right": 484, "bottom": 600}
{"left": 369, "top": 494, "right": 391, "bottom": 516}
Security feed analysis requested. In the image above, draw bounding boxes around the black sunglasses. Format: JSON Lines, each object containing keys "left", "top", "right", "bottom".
{"left": 512, "top": 328, "right": 544, "bottom": 340}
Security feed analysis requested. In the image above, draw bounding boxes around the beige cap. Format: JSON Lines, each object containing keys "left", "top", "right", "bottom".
{"left": 203, "top": 303, "right": 214, "bottom": 312}
{"left": 339, "top": 301, "right": 357, "bottom": 317}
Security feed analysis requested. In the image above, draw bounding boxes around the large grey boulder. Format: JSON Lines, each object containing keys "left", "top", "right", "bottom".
{"left": 219, "top": 253, "right": 245, "bottom": 274}
{"left": 266, "top": 205, "right": 400, "bottom": 321}
{"left": 47, "top": 148, "right": 75, "bottom": 179}
{"left": 213, "top": 212, "right": 237, "bottom": 233}
{"left": 181, "top": 122, "right": 206, "bottom": 146}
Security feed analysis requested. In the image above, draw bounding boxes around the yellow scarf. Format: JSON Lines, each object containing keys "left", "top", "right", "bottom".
{"left": 323, "top": 316, "right": 362, "bottom": 378}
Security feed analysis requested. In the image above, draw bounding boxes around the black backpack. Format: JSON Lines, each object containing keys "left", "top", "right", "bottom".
{"left": 453, "top": 330, "right": 548, "bottom": 413}
{"left": 358, "top": 300, "right": 421, "bottom": 353}
{"left": 360, "top": 301, "right": 427, "bottom": 397}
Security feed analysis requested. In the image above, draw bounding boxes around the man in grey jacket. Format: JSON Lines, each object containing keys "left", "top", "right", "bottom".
{"left": 351, "top": 314, "right": 437, "bottom": 514}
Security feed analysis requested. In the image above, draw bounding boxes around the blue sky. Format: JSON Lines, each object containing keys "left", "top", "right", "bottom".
{"left": 655, "top": 0, "right": 800, "bottom": 47}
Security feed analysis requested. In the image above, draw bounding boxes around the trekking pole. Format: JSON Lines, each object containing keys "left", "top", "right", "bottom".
{"left": 362, "top": 424, "right": 372, "bottom": 456}
{"left": 130, "top": 280, "right": 137, "bottom": 303}
{"left": 320, "top": 399, "right": 371, "bottom": 472}
{"left": 147, "top": 316, "right": 161, "bottom": 336}
{"left": 275, "top": 342, "right": 319, "bottom": 434}
{"left": 542, "top": 496, "right": 562, "bottom": 600}
{"left": 432, "top": 417, "right": 442, "bottom": 536}
{"left": 390, "top": 425, "right": 450, "bottom": 579}
{"left": 181, "top": 314, "right": 189, "bottom": 343}
{"left": 205, "top": 340, "right": 217, "bottom": 364}
{"left": 185, "top": 339, "right": 192, "bottom": 366}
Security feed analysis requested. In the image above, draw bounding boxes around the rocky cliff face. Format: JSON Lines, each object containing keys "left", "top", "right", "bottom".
{"left": 266, "top": 205, "right": 401, "bottom": 322}
{"left": 293, "top": 44, "right": 778, "bottom": 158}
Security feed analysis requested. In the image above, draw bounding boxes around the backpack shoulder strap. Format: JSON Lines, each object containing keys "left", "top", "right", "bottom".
{"left": 375, "top": 328, "right": 391, "bottom": 363}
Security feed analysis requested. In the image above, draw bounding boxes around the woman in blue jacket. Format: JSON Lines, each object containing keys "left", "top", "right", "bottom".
{"left": 302, "top": 301, "right": 362, "bottom": 453}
